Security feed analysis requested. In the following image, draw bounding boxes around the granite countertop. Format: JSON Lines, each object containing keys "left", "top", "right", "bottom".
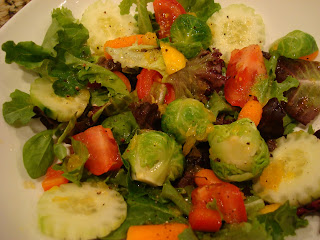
{"left": 0, "top": 0, "right": 31, "bottom": 27}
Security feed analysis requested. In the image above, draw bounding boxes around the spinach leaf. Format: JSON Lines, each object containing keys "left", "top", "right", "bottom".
{"left": 102, "top": 111, "right": 139, "bottom": 145}
{"left": 53, "top": 143, "right": 68, "bottom": 160}
{"left": 2, "top": 90, "right": 35, "bottom": 126}
{"left": 178, "top": 228, "right": 199, "bottom": 240}
{"left": 178, "top": 0, "right": 221, "bottom": 21}
{"left": 23, "top": 130, "right": 55, "bottom": 179}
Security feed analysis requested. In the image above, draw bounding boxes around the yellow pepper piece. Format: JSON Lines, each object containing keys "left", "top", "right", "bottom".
{"left": 260, "top": 203, "right": 281, "bottom": 214}
{"left": 160, "top": 42, "right": 187, "bottom": 75}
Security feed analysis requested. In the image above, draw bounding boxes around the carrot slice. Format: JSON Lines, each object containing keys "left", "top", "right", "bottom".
{"left": 126, "top": 223, "right": 189, "bottom": 240}
{"left": 299, "top": 50, "right": 319, "bottom": 61}
{"left": 238, "top": 99, "right": 263, "bottom": 126}
{"left": 194, "top": 169, "right": 224, "bottom": 187}
{"left": 104, "top": 32, "right": 158, "bottom": 59}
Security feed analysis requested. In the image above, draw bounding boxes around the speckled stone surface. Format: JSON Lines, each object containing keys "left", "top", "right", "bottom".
{"left": 0, "top": 0, "right": 31, "bottom": 27}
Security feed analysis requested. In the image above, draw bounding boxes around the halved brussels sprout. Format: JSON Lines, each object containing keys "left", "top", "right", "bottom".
{"left": 122, "top": 130, "right": 184, "bottom": 186}
{"left": 161, "top": 98, "right": 215, "bottom": 144}
{"left": 208, "top": 118, "right": 269, "bottom": 182}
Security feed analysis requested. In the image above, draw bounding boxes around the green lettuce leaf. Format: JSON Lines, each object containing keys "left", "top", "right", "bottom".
{"left": 119, "top": 0, "right": 153, "bottom": 34}
{"left": 257, "top": 202, "right": 308, "bottom": 240}
{"left": 251, "top": 55, "right": 299, "bottom": 106}
{"left": 2, "top": 7, "right": 93, "bottom": 97}
{"left": 178, "top": 0, "right": 221, "bottom": 21}
{"left": 2, "top": 89, "right": 35, "bottom": 125}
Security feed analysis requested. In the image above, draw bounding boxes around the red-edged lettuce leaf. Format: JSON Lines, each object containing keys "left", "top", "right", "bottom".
{"left": 164, "top": 49, "right": 226, "bottom": 102}
{"left": 276, "top": 57, "right": 320, "bottom": 125}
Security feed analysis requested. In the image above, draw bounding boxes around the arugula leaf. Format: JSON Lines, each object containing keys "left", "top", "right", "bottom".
{"left": 90, "top": 88, "right": 110, "bottom": 107}
{"left": 2, "top": 41, "right": 54, "bottom": 69}
{"left": 178, "top": 0, "right": 221, "bottom": 21}
{"left": 2, "top": 8, "right": 93, "bottom": 97}
{"left": 23, "top": 130, "right": 55, "bottom": 179}
{"left": 65, "top": 53, "right": 129, "bottom": 96}
{"left": 119, "top": 0, "right": 153, "bottom": 34}
{"left": 2, "top": 90, "right": 35, "bottom": 125}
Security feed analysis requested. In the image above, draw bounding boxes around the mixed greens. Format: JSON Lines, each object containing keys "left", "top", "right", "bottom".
{"left": 2, "top": 0, "right": 320, "bottom": 240}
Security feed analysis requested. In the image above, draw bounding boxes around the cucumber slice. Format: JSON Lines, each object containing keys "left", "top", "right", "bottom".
{"left": 81, "top": 0, "right": 138, "bottom": 55}
{"left": 253, "top": 131, "right": 320, "bottom": 206}
{"left": 207, "top": 4, "right": 265, "bottom": 62}
{"left": 37, "top": 183, "right": 127, "bottom": 240}
{"left": 30, "top": 78, "right": 90, "bottom": 122}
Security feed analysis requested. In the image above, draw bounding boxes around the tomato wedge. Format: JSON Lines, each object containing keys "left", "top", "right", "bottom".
{"left": 73, "top": 125, "right": 122, "bottom": 176}
{"left": 164, "top": 83, "right": 175, "bottom": 104}
{"left": 136, "top": 69, "right": 175, "bottom": 103}
{"left": 191, "top": 182, "right": 247, "bottom": 224}
{"left": 153, "top": 0, "right": 186, "bottom": 39}
{"left": 136, "top": 69, "right": 162, "bottom": 99}
{"left": 189, "top": 207, "right": 222, "bottom": 232}
{"left": 225, "top": 44, "right": 267, "bottom": 107}
{"left": 42, "top": 166, "right": 68, "bottom": 191}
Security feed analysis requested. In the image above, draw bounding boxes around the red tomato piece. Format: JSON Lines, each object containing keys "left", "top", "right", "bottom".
{"left": 191, "top": 183, "right": 247, "bottom": 224}
{"left": 164, "top": 83, "right": 175, "bottom": 104}
{"left": 42, "top": 166, "right": 69, "bottom": 191}
{"left": 189, "top": 207, "right": 222, "bottom": 232}
{"left": 136, "top": 69, "right": 162, "bottom": 99}
{"left": 153, "top": 0, "right": 186, "bottom": 39}
{"left": 73, "top": 125, "right": 122, "bottom": 176}
{"left": 225, "top": 44, "right": 267, "bottom": 107}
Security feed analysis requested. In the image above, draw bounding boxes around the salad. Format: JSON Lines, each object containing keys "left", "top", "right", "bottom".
{"left": 1, "top": 0, "right": 320, "bottom": 240}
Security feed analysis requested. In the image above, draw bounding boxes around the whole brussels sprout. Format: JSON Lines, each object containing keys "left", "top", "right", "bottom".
{"left": 161, "top": 98, "right": 215, "bottom": 144}
{"left": 122, "top": 130, "right": 184, "bottom": 186}
{"left": 170, "top": 14, "right": 212, "bottom": 59}
{"left": 269, "top": 30, "right": 318, "bottom": 59}
{"left": 208, "top": 118, "right": 269, "bottom": 182}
